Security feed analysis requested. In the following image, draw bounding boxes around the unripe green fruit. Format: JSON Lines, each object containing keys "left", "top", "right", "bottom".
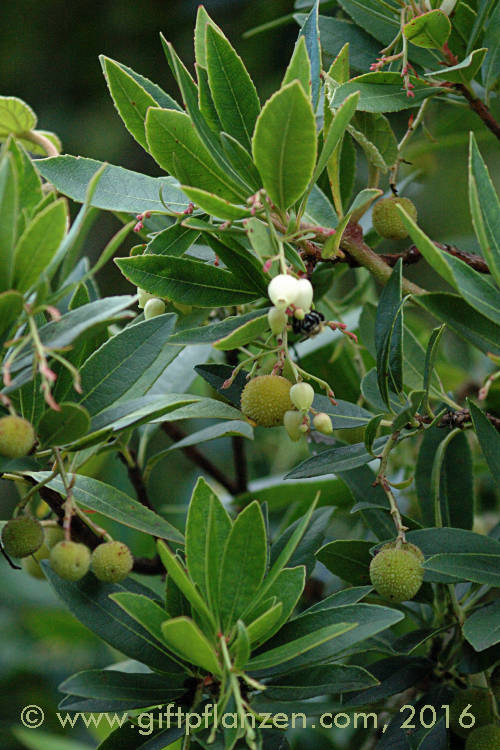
{"left": 2, "top": 517, "right": 44, "bottom": 558}
{"left": 91, "top": 541, "right": 134, "bottom": 583}
{"left": 450, "top": 688, "right": 494, "bottom": 738}
{"left": 22, "top": 544, "right": 49, "bottom": 579}
{"left": 382, "top": 539, "right": 425, "bottom": 563}
{"left": 284, "top": 410, "right": 306, "bottom": 441}
{"left": 50, "top": 541, "right": 91, "bottom": 581}
{"left": 369, "top": 543, "right": 423, "bottom": 602}
{"left": 144, "top": 298, "right": 166, "bottom": 319}
{"left": 241, "top": 375, "right": 292, "bottom": 427}
{"left": 290, "top": 382, "right": 315, "bottom": 411}
{"left": 268, "top": 306, "right": 288, "bottom": 335}
{"left": 137, "top": 288, "right": 154, "bottom": 309}
{"left": 313, "top": 412, "right": 333, "bottom": 435}
{"left": 465, "top": 724, "right": 500, "bottom": 749}
{"left": 372, "top": 197, "right": 417, "bottom": 240}
{"left": 0, "top": 415, "right": 36, "bottom": 458}
{"left": 44, "top": 525, "right": 65, "bottom": 549}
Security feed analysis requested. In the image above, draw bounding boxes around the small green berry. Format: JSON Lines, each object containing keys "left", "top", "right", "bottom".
{"left": 2, "top": 517, "right": 44, "bottom": 558}
{"left": 372, "top": 197, "right": 417, "bottom": 240}
{"left": 450, "top": 688, "right": 494, "bottom": 739}
{"left": 465, "top": 724, "right": 500, "bottom": 749}
{"left": 137, "top": 288, "right": 154, "bottom": 309}
{"left": 267, "top": 306, "right": 288, "bottom": 335}
{"left": 50, "top": 541, "right": 91, "bottom": 581}
{"left": 44, "top": 525, "right": 65, "bottom": 549}
{"left": 284, "top": 410, "right": 307, "bottom": 441}
{"left": 241, "top": 375, "right": 292, "bottom": 428}
{"left": 290, "top": 382, "right": 315, "bottom": 411}
{"left": 144, "top": 298, "right": 166, "bottom": 319}
{"left": 0, "top": 415, "right": 36, "bottom": 458}
{"left": 369, "top": 543, "right": 424, "bottom": 602}
{"left": 22, "top": 544, "right": 50, "bottom": 579}
{"left": 91, "top": 541, "right": 134, "bottom": 583}
{"left": 313, "top": 412, "right": 333, "bottom": 435}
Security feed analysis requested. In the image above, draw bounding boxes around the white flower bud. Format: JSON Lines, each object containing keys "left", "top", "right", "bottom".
{"left": 137, "top": 288, "right": 154, "bottom": 309}
{"left": 313, "top": 412, "right": 333, "bottom": 435}
{"left": 294, "top": 278, "right": 313, "bottom": 313}
{"left": 284, "top": 410, "right": 305, "bottom": 441}
{"left": 290, "top": 382, "right": 315, "bottom": 411}
{"left": 267, "top": 306, "right": 288, "bottom": 335}
{"left": 268, "top": 274, "right": 299, "bottom": 308}
{"left": 144, "top": 298, "right": 166, "bottom": 319}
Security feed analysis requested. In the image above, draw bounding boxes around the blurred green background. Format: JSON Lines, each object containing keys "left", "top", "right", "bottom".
{"left": 1, "top": 1, "right": 499, "bottom": 749}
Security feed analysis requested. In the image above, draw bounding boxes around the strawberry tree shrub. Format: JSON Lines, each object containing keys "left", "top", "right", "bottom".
{"left": 0, "top": 2, "right": 499, "bottom": 748}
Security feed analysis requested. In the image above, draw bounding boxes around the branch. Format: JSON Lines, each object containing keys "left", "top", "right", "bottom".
{"left": 161, "top": 422, "right": 237, "bottom": 494}
{"left": 380, "top": 243, "right": 490, "bottom": 274}
{"left": 419, "top": 408, "right": 500, "bottom": 431}
{"left": 456, "top": 84, "right": 500, "bottom": 142}
{"left": 118, "top": 450, "right": 155, "bottom": 511}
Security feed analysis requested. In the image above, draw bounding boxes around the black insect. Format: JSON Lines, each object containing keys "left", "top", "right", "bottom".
{"left": 292, "top": 310, "right": 325, "bottom": 336}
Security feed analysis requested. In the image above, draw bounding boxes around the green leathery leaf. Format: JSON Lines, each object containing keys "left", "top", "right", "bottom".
{"left": 403, "top": 10, "right": 451, "bottom": 49}
{"left": 169, "top": 308, "right": 269, "bottom": 345}
{"left": 213, "top": 313, "right": 269, "bottom": 350}
{"left": 37, "top": 155, "right": 191, "bottom": 214}
{"left": 157, "top": 541, "right": 216, "bottom": 627}
{"left": 14, "top": 198, "right": 67, "bottom": 291}
{"left": 297, "top": 0, "right": 322, "bottom": 108}
{"left": 146, "top": 223, "right": 200, "bottom": 257}
{"left": 468, "top": 133, "right": 500, "bottom": 286}
{"left": 109, "top": 593, "right": 182, "bottom": 660}
{"left": 219, "top": 501, "right": 267, "bottom": 629}
{"left": 265, "top": 663, "right": 378, "bottom": 700}
{"left": 468, "top": 400, "right": 500, "bottom": 485}
{"left": 423, "top": 553, "right": 500, "bottom": 585}
{"left": 232, "top": 620, "right": 252, "bottom": 669}
{"left": 463, "top": 599, "right": 500, "bottom": 651}
{"left": 161, "top": 617, "right": 222, "bottom": 676}
{"left": 330, "top": 72, "right": 445, "bottom": 113}
{"left": 282, "top": 35, "right": 311, "bottom": 94}
{"left": 0, "top": 153, "right": 18, "bottom": 291}
{"left": 0, "top": 96, "right": 37, "bottom": 137}
{"left": 426, "top": 48, "right": 487, "bottom": 82}
{"left": 375, "top": 259, "right": 404, "bottom": 407}
{"left": 204, "top": 233, "right": 269, "bottom": 296}
{"left": 180, "top": 185, "right": 252, "bottom": 221}
{"left": 145, "top": 108, "right": 244, "bottom": 203}
{"left": 115, "top": 254, "right": 259, "bottom": 307}
{"left": 37, "top": 403, "right": 91, "bottom": 447}
{"left": 247, "top": 603, "right": 284, "bottom": 647}
{"left": 252, "top": 81, "right": 317, "bottom": 210}
{"left": 59, "top": 668, "right": 186, "bottom": 705}
{"left": 28, "top": 472, "right": 184, "bottom": 542}
{"left": 285, "top": 436, "right": 389, "bottom": 479}
{"left": 185, "top": 477, "right": 232, "bottom": 609}
{"left": 347, "top": 111, "right": 398, "bottom": 171}
{"left": 205, "top": 25, "right": 260, "bottom": 152}
{"left": 194, "top": 5, "right": 224, "bottom": 69}
{"left": 0, "top": 290, "right": 23, "bottom": 339}
{"left": 317, "top": 540, "right": 373, "bottom": 585}
{"left": 100, "top": 56, "right": 159, "bottom": 150}
{"left": 314, "top": 91, "right": 359, "bottom": 182}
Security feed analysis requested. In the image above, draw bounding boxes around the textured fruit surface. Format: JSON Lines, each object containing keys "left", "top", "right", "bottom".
{"left": 369, "top": 544, "right": 423, "bottom": 602}
{"left": 2, "top": 517, "right": 44, "bottom": 558}
{"left": 0, "top": 416, "right": 36, "bottom": 458}
{"left": 241, "top": 375, "right": 292, "bottom": 427}
{"left": 50, "top": 541, "right": 91, "bottom": 581}
{"left": 91, "top": 541, "right": 133, "bottom": 583}
{"left": 372, "top": 197, "right": 417, "bottom": 239}
{"left": 22, "top": 544, "right": 50, "bottom": 579}
{"left": 465, "top": 724, "right": 500, "bottom": 749}
{"left": 450, "top": 688, "right": 494, "bottom": 738}
{"left": 382, "top": 540, "right": 425, "bottom": 563}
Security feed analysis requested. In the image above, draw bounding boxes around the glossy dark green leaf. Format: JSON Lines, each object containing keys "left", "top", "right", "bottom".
{"left": 162, "top": 617, "right": 222, "bottom": 675}
{"left": 463, "top": 599, "right": 500, "bottom": 651}
{"left": 146, "top": 223, "right": 200, "bottom": 257}
{"left": 59, "top": 669, "right": 186, "bottom": 707}
{"left": 468, "top": 133, "right": 500, "bottom": 286}
{"left": 42, "top": 566, "right": 181, "bottom": 673}
{"left": 37, "top": 402, "right": 91, "bottom": 446}
{"left": 146, "top": 108, "right": 243, "bottom": 203}
{"left": 297, "top": 0, "right": 322, "bottom": 107}
{"left": 0, "top": 153, "right": 18, "bottom": 291}
{"left": 313, "top": 16, "right": 381, "bottom": 72}
{"left": 330, "top": 72, "right": 444, "bottom": 113}
{"left": 180, "top": 185, "right": 252, "bottom": 221}
{"left": 416, "top": 293, "right": 500, "bottom": 356}
{"left": 469, "top": 400, "right": 500, "bottom": 485}
{"left": 116, "top": 255, "right": 259, "bottom": 307}
{"left": 205, "top": 26, "right": 260, "bottom": 151}
{"left": 204, "top": 233, "right": 269, "bottom": 296}
{"left": 348, "top": 111, "right": 398, "bottom": 171}
{"left": 219, "top": 502, "right": 267, "bottom": 629}
{"left": 252, "top": 81, "right": 317, "bottom": 210}
{"left": 282, "top": 35, "right": 311, "bottom": 94}
{"left": 30, "top": 472, "right": 184, "bottom": 542}
{"left": 426, "top": 48, "right": 487, "bottom": 82}
{"left": 264, "top": 663, "right": 378, "bottom": 700}
{"left": 343, "top": 656, "right": 432, "bottom": 706}
{"left": 375, "top": 259, "right": 404, "bottom": 407}
{"left": 14, "top": 198, "right": 67, "bottom": 291}
{"left": 37, "top": 156, "right": 190, "bottom": 214}
{"left": 286, "top": 436, "right": 389, "bottom": 478}
{"left": 403, "top": 10, "right": 451, "bottom": 49}
{"left": 271, "top": 507, "right": 332, "bottom": 577}
{"left": 423, "top": 553, "right": 500, "bottom": 585}
{"left": 317, "top": 540, "right": 373, "bottom": 585}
